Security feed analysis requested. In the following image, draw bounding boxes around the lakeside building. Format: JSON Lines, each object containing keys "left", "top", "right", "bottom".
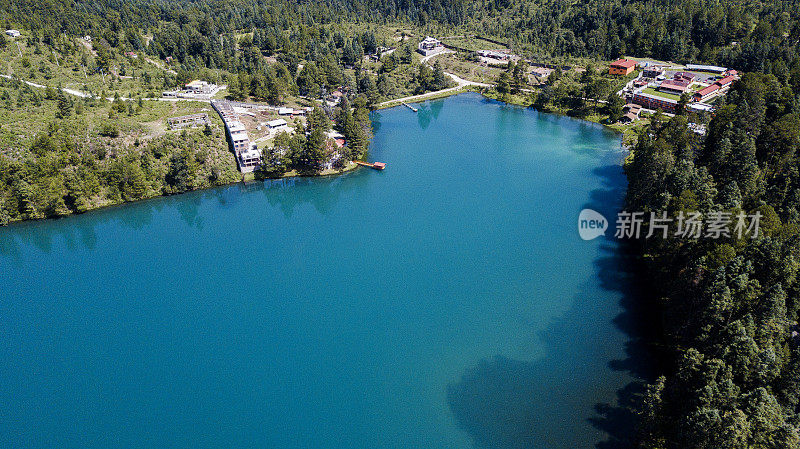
{"left": 609, "top": 58, "right": 637, "bottom": 76}
{"left": 167, "top": 113, "right": 210, "bottom": 130}
{"left": 621, "top": 111, "right": 639, "bottom": 123}
{"left": 631, "top": 91, "right": 678, "bottom": 113}
{"left": 417, "top": 36, "right": 444, "bottom": 56}
{"left": 620, "top": 103, "right": 642, "bottom": 123}
{"left": 211, "top": 100, "right": 261, "bottom": 173}
{"left": 238, "top": 144, "right": 262, "bottom": 172}
{"left": 227, "top": 121, "right": 250, "bottom": 153}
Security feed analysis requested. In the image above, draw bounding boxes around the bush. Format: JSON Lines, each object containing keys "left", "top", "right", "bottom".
{"left": 99, "top": 122, "right": 119, "bottom": 137}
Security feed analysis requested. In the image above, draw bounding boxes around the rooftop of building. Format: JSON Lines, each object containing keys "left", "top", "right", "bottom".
{"left": 611, "top": 58, "right": 637, "bottom": 68}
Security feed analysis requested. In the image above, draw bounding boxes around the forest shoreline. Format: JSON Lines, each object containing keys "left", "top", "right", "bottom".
{"left": 2, "top": 90, "right": 625, "bottom": 228}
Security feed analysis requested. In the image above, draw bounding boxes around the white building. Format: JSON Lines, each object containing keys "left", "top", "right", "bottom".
{"left": 184, "top": 80, "right": 217, "bottom": 95}
{"left": 687, "top": 102, "right": 714, "bottom": 114}
{"left": 238, "top": 144, "right": 261, "bottom": 173}
{"left": 228, "top": 121, "right": 250, "bottom": 153}
{"left": 163, "top": 80, "right": 223, "bottom": 99}
{"left": 417, "top": 36, "right": 444, "bottom": 56}
{"left": 685, "top": 64, "right": 727, "bottom": 74}
{"left": 266, "top": 118, "right": 288, "bottom": 133}
{"left": 5, "top": 30, "right": 21, "bottom": 38}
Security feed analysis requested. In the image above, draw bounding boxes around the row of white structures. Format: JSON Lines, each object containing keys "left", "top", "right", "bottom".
{"left": 211, "top": 100, "right": 262, "bottom": 173}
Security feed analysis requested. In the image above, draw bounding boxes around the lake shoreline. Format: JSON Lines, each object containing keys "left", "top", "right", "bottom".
{"left": 2, "top": 91, "right": 622, "bottom": 228}
{"left": 377, "top": 87, "right": 633, "bottom": 148}
{"left": 2, "top": 93, "right": 636, "bottom": 449}
{"left": 0, "top": 160, "right": 362, "bottom": 228}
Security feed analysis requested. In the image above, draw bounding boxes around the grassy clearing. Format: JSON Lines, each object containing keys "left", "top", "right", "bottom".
{"left": 429, "top": 53, "right": 503, "bottom": 84}
{"left": 642, "top": 87, "right": 680, "bottom": 100}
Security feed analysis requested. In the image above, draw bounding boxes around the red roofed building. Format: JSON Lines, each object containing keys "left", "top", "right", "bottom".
{"left": 693, "top": 74, "right": 738, "bottom": 102}
{"left": 659, "top": 79, "right": 691, "bottom": 95}
{"left": 693, "top": 84, "right": 720, "bottom": 102}
{"left": 716, "top": 75, "right": 735, "bottom": 87}
{"left": 609, "top": 59, "right": 637, "bottom": 76}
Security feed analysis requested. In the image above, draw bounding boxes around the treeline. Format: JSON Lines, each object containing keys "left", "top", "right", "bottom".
{"left": 6, "top": 0, "right": 799, "bottom": 69}
{"left": 1, "top": 0, "right": 455, "bottom": 108}
{"left": 625, "top": 73, "right": 800, "bottom": 448}
{"left": 8, "top": 0, "right": 798, "bottom": 98}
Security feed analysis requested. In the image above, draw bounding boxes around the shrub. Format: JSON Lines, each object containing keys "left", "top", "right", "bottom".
{"left": 99, "top": 122, "right": 119, "bottom": 137}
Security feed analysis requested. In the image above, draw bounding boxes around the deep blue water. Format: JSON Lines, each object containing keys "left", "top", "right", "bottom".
{"left": 0, "top": 93, "right": 638, "bottom": 449}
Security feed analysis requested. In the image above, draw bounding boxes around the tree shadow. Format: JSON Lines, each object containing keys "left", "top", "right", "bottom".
{"left": 446, "top": 163, "right": 658, "bottom": 449}
{"left": 260, "top": 169, "right": 369, "bottom": 218}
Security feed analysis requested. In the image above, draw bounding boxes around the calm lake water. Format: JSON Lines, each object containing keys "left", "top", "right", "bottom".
{"left": 0, "top": 93, "right": 640, "bottom": 449}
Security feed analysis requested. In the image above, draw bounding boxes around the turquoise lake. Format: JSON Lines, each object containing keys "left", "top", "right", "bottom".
{"left": 0, "top": 93, "right": 641, "bottom": 448}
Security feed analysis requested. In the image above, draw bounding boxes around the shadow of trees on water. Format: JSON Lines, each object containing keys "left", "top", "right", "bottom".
{"left": 446, "top": 164, "right": 661, "bottom": 449}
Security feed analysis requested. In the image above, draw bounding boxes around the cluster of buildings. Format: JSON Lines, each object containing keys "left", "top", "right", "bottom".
{"left": 211, "top": 100, "right": 313, "bottom": 173}
{"left": 167, "top": 113, "right": 210, "bottom": 130}
{"left": 417, "top": 37, "right": 445, "bottom": 57}
{"left": 163, "top": 80, "right": 225, "bottom": 100}
{"left": 211, "top": 100, "right": 262, "bottom": 173}
{"left": 611, "top": 58, "right": 740, "bottom": 115}
{"left": 692, "top": 72, "right": 738, "bottom": 102}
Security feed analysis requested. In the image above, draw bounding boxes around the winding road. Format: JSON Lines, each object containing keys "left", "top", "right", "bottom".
{"left": 0, "top": 74, "right": 211, "bottom": 103}
{"left": 376, "top": 50, "right": 493, "bottom": 108}
{"left": 4, "top": 48, "right": 497, "bottom": 109}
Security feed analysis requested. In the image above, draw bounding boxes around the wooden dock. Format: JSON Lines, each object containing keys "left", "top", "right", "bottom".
{"left": 354, "top": 161, "right": 387, "bottom": 170}
{"left": 402, "top": 102, "right": 418, "bottom": 112}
